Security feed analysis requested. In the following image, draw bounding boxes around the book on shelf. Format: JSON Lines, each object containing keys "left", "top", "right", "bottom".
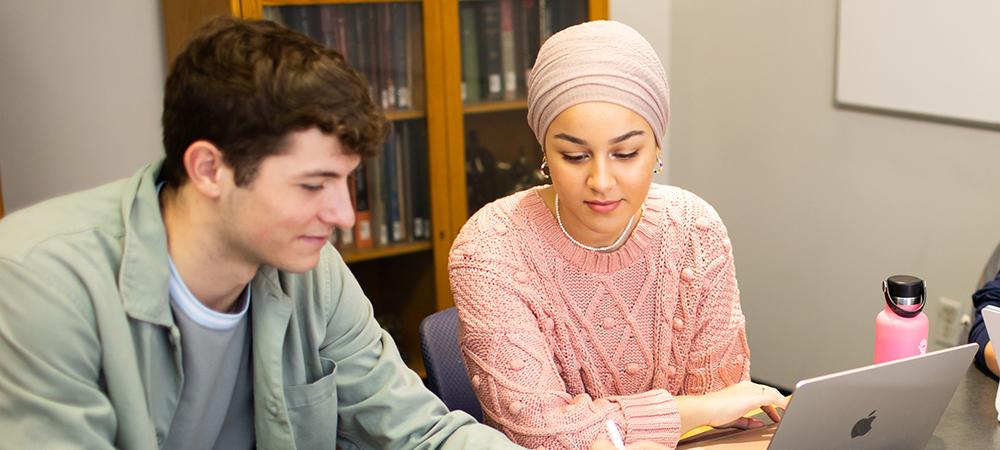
{"left": 395, "top": 127, "right": 411, "bottom": 242}
{"left": 459, "top": 2, "right": 482, "bottom": 103}
{"left": 378, "top": 4, "right": 396, "bottom": 110}
{"left": 319, "top": 6, "right": 350, "bottom": 61}
{"left": 353, "top": 162, "right": 374, "bottom": 249}
{"left": 410, "top": 124, "right": 430, "bottom": 240}
{"left": 392, "top": 5, "right": 410, "bottom": 109}
{"left": 384, "top": 127, "right": 404, "bottom": 243}
{"left": 499, "top": 0, "right": 518, "bottom": 100}
{"left": 262, "top": 6, "right": 284, "bottom": 25}
{"left": 538, "top": 0, "right": 552, "bottom": 43}
{"left": 405, "top": 4, "right": 425, "bottom": 110}
{"left": 269, "top": 3, "right": 425, "bottom": 114}
{"left": 334, "top": 227, "right": 354, "bottom": 249}
{"left": 365, "top": 7, "right": 383, "bottom": 108}
{"left": 516, "top": 0, "right": 540, "bottom": 95}
{"left": 478, "top": 1, "right": 504, "bottom": 100}
{"left": 456, "top": 0, "right": 591, "bottom": 105}
{"left": 368, "top": 150, "right": 388, "bottom": 247}
{"left": 281, "top": 6, "right": 323, "bottom": 43}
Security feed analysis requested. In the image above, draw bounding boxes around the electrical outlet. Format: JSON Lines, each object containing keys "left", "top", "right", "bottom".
{"left": 932, "top": 296, "right": 964, "bottom": 347}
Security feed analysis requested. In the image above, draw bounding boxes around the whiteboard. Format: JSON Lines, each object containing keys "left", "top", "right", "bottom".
{"left": 836, "top": 0, "right": 1000, "bottom": 128}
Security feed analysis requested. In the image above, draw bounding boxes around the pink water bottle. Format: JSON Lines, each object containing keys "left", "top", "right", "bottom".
{"left": 874, "top": 275, "right": 929, "bottom": 364}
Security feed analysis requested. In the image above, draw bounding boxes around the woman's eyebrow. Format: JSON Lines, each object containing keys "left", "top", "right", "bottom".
{"left": 553, "top": 133, "right": 587, "bottom": 146}
{"left": 609, "top": 130, "right": 644, "bottom": 144}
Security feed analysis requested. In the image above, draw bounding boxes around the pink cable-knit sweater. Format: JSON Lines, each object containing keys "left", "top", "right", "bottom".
{"left": 448, "top": 184, "right": 751, "bottom": 449}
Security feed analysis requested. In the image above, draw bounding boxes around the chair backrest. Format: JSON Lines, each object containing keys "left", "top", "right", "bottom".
{"left": 418, "top": 307, "right": 483, "bottom": 422}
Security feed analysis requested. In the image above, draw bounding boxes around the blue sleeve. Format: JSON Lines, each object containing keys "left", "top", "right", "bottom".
{"left": 969, "top": 269, "right": 1000, "bottom": 378}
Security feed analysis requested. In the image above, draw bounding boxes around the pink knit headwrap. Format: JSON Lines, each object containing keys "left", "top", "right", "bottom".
{"left": 527, "top": 20, "right": 670, "bottom": 149}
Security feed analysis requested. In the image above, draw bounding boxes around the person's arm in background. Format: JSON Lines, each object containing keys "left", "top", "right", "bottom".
{"left": 970, "top": 269, "right": 1000, "bottom": 378}
{"left": 984, "top": 342, "right": 999, "bottom": 376}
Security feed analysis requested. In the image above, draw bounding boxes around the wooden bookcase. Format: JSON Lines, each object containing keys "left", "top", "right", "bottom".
{"left": 162, "top": 0, "right": 607, "bottom": 375}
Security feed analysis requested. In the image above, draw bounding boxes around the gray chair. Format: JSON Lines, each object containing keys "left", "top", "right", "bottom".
{"left": 418, "top": 307, "right": 484, "bottom": 422}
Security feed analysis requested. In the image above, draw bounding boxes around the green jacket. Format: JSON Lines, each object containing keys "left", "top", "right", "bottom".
{"left": 0, "top": 162, "right": 521, "bottom": 449}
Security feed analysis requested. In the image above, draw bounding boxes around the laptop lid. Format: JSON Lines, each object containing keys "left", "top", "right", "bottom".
{"left": 768, "top": 343, "right": 977, "bottom": 450}
{"left": 677, "top": 343, "right": 977, "bottom": 449}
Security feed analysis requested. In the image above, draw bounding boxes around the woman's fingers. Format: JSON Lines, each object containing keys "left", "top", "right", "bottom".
{"left": 717, "top": 416, "right": 765, "bottom": 430}
{"left": 761, "top": 404, "right": 782, "bottom": 423}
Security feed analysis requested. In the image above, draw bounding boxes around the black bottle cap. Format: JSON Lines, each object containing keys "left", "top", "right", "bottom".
{"left": 886, "top": 275, "right": 924, "bottom": 298}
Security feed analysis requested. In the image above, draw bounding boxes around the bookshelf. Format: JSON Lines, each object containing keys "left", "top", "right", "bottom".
{"left": 162, "top": 0, "right": 607, "bottom": 375}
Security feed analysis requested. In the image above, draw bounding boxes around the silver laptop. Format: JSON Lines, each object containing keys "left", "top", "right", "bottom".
{"left": 679, "top": 343, "right": 977, "bottom": 449}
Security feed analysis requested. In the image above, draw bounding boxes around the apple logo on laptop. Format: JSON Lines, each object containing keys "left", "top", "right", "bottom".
{"left": 851, "top": 410, "right": 877, "bottom": 438}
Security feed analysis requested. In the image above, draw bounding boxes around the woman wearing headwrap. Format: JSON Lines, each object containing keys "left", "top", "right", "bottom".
{"left": 448, "top": 21, "right": 787, "bottom": 449}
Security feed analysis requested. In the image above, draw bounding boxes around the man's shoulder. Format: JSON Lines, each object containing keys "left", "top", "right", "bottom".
{"left": 0, "top": 179, "right": 129, "bottom": 266}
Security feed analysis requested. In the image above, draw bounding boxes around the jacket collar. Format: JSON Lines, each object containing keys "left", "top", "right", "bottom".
{"left": 117, "top": 161, "right": 173, "bottom": 327}
{"left": 116, "top": 160, "right": 295, "bottom": 328}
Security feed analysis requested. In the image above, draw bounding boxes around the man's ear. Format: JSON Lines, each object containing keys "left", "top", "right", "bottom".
{"left": 182, "top": 140, "right": 228, "bottom": 199}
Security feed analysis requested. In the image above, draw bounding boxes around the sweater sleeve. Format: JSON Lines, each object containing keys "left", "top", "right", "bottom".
{"left": 677, "top": 195, "right": 751, "bottom": 396}
{"left": 969, "top": 269, "right": 1000, "bottom": 378}
{"left": 449, "top": 215, "right": 681, "bottom": 450}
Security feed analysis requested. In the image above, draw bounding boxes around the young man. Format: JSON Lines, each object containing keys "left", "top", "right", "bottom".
{"left": 0, "top": 17, "right": 521, "bottom": 449}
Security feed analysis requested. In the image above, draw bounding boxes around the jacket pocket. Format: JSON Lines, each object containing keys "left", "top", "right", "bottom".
{"left": 284, "top": 357, "right": 338, "bottom": 449}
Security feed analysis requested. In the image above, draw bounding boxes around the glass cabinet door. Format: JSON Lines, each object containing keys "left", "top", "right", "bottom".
{"left": 457, "top": 0, "right": 590, "bottom": 216}
{"left": 264, "top": 3, "right": 433, "bottom": 253}
{"left": 263, "top": 2, "right": 436, "bottom": 369}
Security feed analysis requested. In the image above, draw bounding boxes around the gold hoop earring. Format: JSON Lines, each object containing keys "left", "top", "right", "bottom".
{"left": 653, "top": 155, "right": 664, "bottom": 174}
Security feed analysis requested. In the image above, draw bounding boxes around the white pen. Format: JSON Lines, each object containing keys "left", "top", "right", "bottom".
{"left": 605, "top": 418, "right": 626, "bottom": 450}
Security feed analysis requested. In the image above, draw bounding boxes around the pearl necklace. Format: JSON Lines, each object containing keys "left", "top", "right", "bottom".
{"left": 554, "top": 193, "right": 635, "bottom": 253}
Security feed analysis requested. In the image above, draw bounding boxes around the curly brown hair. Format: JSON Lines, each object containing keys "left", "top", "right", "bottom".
{"left": 160, "top": 16, "right": 386, "bottom": 188}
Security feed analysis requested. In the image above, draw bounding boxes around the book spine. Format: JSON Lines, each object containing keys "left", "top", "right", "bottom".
{"left": 479, "top": 1, "right": 504, "bottom": 100}
{"left": 379, "top": 4, "right": 396, "bottom": 110}
{"left": 353, "top": 161, "right": 374, "bottom": 248}
{"left": 406, "top": 4, "right": 425, "bottom": 110}
{"left": 333, "top": 6, "right": 349, "bottom": 61}
{"left": 397, "top": 123, "right": 412, "bottom": 242}
{"left": 413, "top": 123, "right": 429, "bottom": 240}
{"left": 538, "top": 0, "right": 551, "bottom": 42}
{"left": 368, "top": 151, "right": 387, "bottom": 247}
{"left": 262, "top": 6, "right": 285, "bottom": 25}
{"left": 385, "top": 127, "right": 403, "bottom": 242}
{"left": 518, "top": 0, "right": 540, "bottom": 93}
{"left": 365, "top": 7, "right": 382, "bottom": 105}
{"left": 499, "top": 0, "right": 517, "bottom": 100}
{"left": 459, "top": 3, "right": 482, "bottom": 103}
{"left": 391, "top": 4, "right": 410, "bottom": 109}
{"left": 318, "top": 5, "right": 338, "bottom": 50}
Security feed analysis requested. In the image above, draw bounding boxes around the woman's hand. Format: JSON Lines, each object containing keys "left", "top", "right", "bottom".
{"left": 676, "top": 380, "right": 789, "bottom": 433}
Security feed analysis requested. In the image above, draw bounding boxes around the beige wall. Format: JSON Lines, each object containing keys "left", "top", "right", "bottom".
{"left": 665, "top": 1, "right": 1000, "bottom": 388}
{"left": 611, "top": 0, "right": 672, "bottom": 185}
{"left": 0, "top": 1, "right": 165, "bottom": 212}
